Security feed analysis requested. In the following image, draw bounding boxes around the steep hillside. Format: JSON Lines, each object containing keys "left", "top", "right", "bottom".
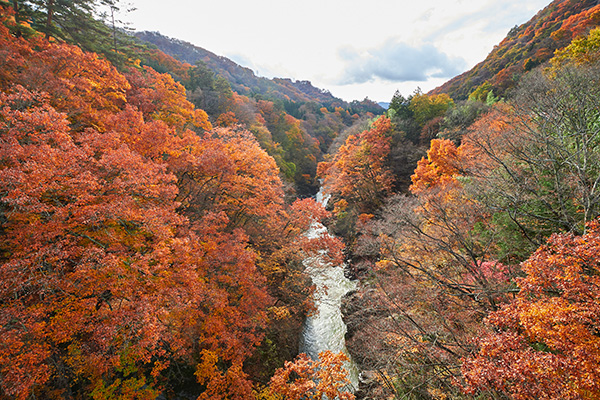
{"left": 431, "top": 0, "right": 600, "bottom": 99}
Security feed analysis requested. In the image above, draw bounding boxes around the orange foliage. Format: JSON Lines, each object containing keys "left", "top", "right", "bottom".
{"left": 142, "top": 48, "right": 192, "bottom": 82}
{"left": 0, "top": 81, "right": 276, "bottom": 398}
{"left": 551, "top": 4, "right": 600, "bottom": 44}
{"left": 410, "top": 139, "right": 462, "bottom": 194}
{"left": 216, "top": 111, "right": 239, "bottom": 127}
{"left": 459, "top": 103, "right": 519, "bottom": 172}
{"left": 431, "top": 0, "right": 600, "bottom": 99}
{"left": 0, "top": 21, "right": 310, "bottom": 399}
{"left": 0, "top": 19, "right": 129, "bottom": 131}
{"left": 269, "top": 351, "right": 355, "bottom": 400}
{"left": 463, "top": 219, "right": 600, "bottom": 399}
{"left": 321, "top": 116, "right": 394, "bottom": 212}
{"left": 0, "top": 9, "right": 353, "bottom": 399}
{"left": 125, "top": 66, "right": 211, "bottom": 132}
{"left": 0, "top": 88, "right": 179, "bottom": 397}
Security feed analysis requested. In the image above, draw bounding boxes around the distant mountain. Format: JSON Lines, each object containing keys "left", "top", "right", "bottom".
{"left": 134, "top": 31, "right": 383, "bottom": 113}
{"left": 432, "top": 0, "right": 600, "bottom": 100}
{"left": 378, "top": 102, "right": 390, "bottom": 110}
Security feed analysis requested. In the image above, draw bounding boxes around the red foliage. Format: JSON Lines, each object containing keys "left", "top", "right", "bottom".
{"left": 0, "top": 21, "right": 300, "bottom": 399}
{"left": 462, "top": 220, "right": 600, "bottom": 399}
{"left": 0, "top": 25, "right": 129, "bottom": 131}
{"left": 216, "top": 111, "right": 239, "bottom": 127}
{"left": 551, "top": 4, "right": 600, "bottom": 44}
{"left": 0, "top": 87, "right": 181, "bottom": 397}
{"left": 430, "top": 0, "right": 600, "bottom": 99}
{"left": 0, "top": 10, "right": 352, "bottom": 399}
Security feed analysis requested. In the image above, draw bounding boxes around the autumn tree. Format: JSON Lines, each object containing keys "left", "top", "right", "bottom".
{"left": 0, "top": 88, "right": 289, "bottom": 400}
{"left": 125, "top": 66, "right": 211, "bottom": 133}
{"left": 0, "top": 16, "right": 136, "bottom": 133}
{"left": 254, "top": 100, "right": 322, "bottom": 196}
{"left": 410, "top": 138, "right": 462, "bottom": 194}
{"left": 0, "top": 20, "right": 330, "bottom": 399}
{"left": 348, "top": 178, "right": 515, "bottom": 398}
{"left": 110, "top": 102, "right": 339, "bottom": 394}
{"left": 467, "top": 81, "right": 494, "bottom": 103}
{"left": 349, "top": 47, "right": 600, "bottom": 400}
{"left": 552, "top": 26, "right": 600, "bottom": 66}
{"left": 462, "top": 219, "right": 600, "bottom": 400}
{"left": 320, "top": 116, "right": 394, "bottom": 216}
{"left": 0, "top": 8, "right": 365, "bottom": 400}
{"left": 0, "top": 87, "right": 189, "bottom": 398}
{"left": 10, "top": 0, "right": 138, "bottom": 65}
{"left": 343, "top": 120, "right": 522, "bottom": 398}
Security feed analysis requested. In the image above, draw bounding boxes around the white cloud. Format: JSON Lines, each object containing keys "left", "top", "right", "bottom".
{"left": 336, "top": 39, "right": 467, "bottom": 85}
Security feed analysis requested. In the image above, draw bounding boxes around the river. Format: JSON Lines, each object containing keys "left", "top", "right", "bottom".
{"left": 298, "top": 189, "right": 360, "bottom": 391}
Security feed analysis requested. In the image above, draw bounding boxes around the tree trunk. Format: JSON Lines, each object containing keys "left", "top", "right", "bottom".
{"left": 12, "top": 0, "right": 22, "bottom": 37}
{"left": 45, "top": 0, "right": 55, "bottom": 40}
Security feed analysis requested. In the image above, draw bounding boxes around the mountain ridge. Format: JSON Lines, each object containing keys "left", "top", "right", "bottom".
{"left": 134, "top": 30, "right": 381, "bottom": 111}
{"left": 431, "top": 0, "right": 600, "bottom": 100}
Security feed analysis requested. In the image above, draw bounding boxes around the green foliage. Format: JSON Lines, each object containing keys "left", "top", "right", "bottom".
{"left": 387, "top": 90, "right": 413, "bottom": 120}
{"left": 187, "top": 61, "right": 216, "bottom": 92}
{"left": 467, "top": 82, "right": 493, "bottom": 103}
{"left": 214, "top": 75, "right": 233, "bottom": 98}
{"left": 348, "top": 97, "right": 385, "bottom": 115}
{"left": 485, "top": 90, "right": 498, "bottom": 106}
{"left": 7, "top": 0, "right": 140, "bottom": 67}
{"left": 523, "top": 57, "right": 541, "bottom": 71}
{"left": 440, "top": 99, "right": 488, "bottom": 141}
{"left": 91, "top": 352, "right": 159, "bottom": 400}
{"left": 409, "top": 89, "right": 454, "bottom": 127}
{"left": 473, "top": 211, "right": 536, "bottom": 264}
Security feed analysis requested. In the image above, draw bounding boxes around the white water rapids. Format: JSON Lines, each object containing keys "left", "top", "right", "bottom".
{"left": 298, "top": 189, "right": 360, "bottom": 391}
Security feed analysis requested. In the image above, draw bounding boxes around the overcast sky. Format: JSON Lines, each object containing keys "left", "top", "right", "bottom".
{"left": 122, "top": 0, "right": 551, "bottom": 103}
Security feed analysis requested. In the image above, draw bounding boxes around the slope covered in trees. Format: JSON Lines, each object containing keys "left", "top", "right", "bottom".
{"left": 5, "top": 0, "right": 600, "bottom": 399}
{"left": 0, "top": 4, "right": 358, "bottom": 399}
{"left": 319, "top": 13, "right": 600, "bottom": 400}
{"left": 431, "top": 0, "right": 600, "bottom": 100}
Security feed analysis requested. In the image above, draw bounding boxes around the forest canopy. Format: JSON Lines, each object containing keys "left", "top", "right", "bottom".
{"left": 3, "top": 0, "right": 600, "bottom": 399}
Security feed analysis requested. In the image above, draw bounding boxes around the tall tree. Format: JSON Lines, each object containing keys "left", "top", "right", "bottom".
{"left": 409, "top": 89, "right": 454, "bottom": 128}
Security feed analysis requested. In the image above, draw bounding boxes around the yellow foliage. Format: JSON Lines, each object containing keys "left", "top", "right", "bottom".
{"left": 552, "top": 27, "right": 600, "bottom": 67}
{"left": 267, "top": 306, "right": 291, "bottom": 320}
{"left": 253, "top": 385, "right": 284, "bottom": 400}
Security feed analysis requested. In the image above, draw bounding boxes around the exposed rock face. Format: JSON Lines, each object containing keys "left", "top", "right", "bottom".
{"left": 342, "top": 285, "right": 393, "bottom": 399}
{"left": 354, "top": 371, "right": 382, "bottom": 400}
